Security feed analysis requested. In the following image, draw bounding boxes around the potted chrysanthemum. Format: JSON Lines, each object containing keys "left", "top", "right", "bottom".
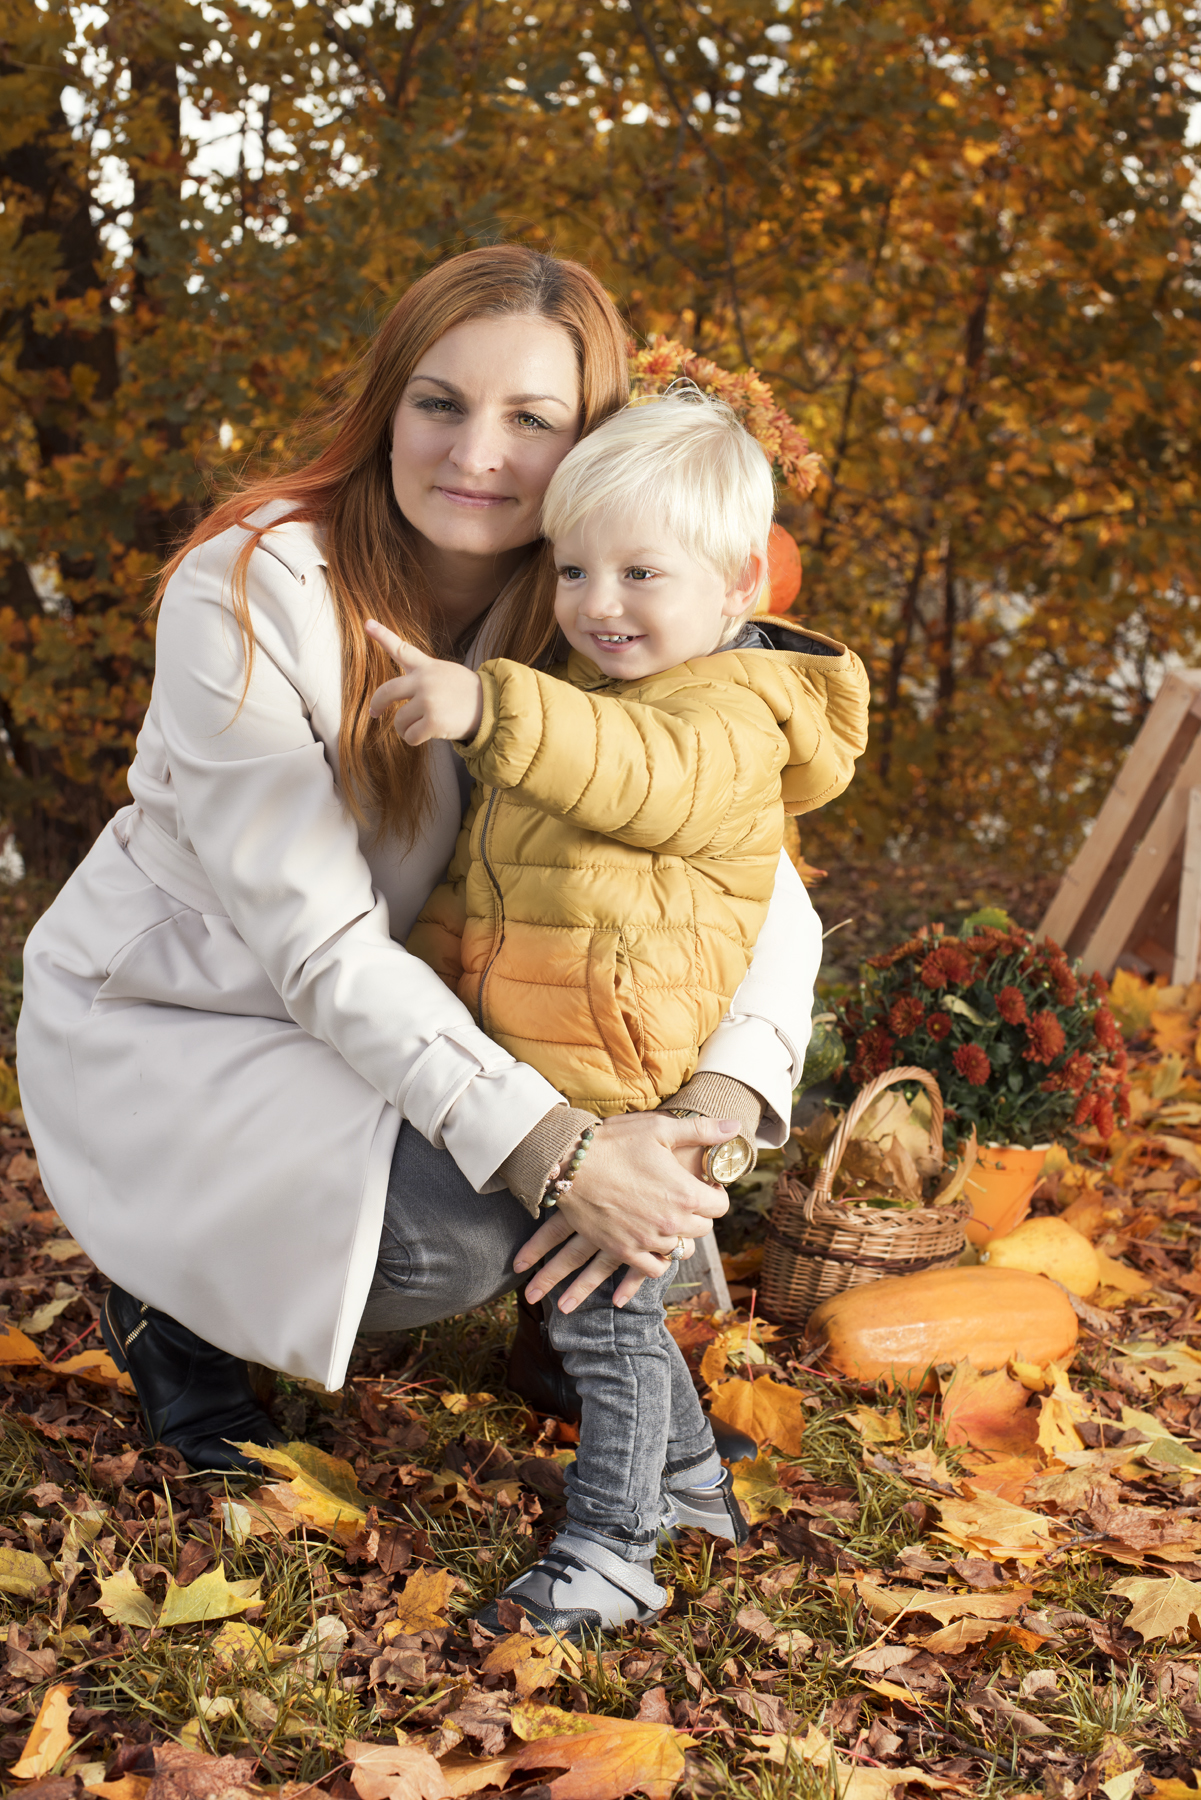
{"left": 833, "top": 911, "right": 1129, "bottom": 1243}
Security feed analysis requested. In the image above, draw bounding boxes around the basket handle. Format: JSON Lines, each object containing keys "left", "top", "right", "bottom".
{"left": 804, "top": 1065, "right": 945, "bottom": 1220}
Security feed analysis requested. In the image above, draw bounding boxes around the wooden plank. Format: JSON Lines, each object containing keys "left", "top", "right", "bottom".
{"left": 667, "top": 1231, "right": 731, "bottom": 1313}
{"left": 1040, "top": 674, "right": 1201, "bottom": 955}
{"left": 1080, "top": 731, "right": 1201, "bottom": 975}
{"left": 1174, "top": 789, "right": 1201, "bottom": 984}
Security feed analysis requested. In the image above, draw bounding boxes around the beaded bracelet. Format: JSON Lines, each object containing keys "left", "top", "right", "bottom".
{"left": 541, "top": 1123, "right": 598, "bottom": 1211}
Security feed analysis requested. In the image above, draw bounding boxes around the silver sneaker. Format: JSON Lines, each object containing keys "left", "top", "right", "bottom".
{"left": 475, "top": 1532, "right": 666, "bottom": 1642}
{"left": 661, "top": 1465, "right": 749, "bottom": 1545}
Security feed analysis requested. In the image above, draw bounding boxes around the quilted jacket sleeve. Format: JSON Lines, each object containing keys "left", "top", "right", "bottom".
{"left": 777, "top": 651, "right": 871, "bottom": 816}
{"left": 459, "top": 659, "right": 781, "bottom": 858}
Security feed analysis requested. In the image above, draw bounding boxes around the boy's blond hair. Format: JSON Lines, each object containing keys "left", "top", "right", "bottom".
{"left": 541, "top": 392, "right": 775, "bottom": 626}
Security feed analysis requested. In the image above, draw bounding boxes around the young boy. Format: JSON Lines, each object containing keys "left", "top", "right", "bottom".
{"left": 366, "top": 394, "right": 869, "bottom": 1640}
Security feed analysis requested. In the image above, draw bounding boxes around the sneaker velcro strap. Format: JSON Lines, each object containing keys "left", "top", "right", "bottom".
{"left": 551, "top": 1533, "right": 665, "bottom": 1609}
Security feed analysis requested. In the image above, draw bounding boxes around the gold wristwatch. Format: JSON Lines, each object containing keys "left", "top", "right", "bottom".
{"left": 665, "top": 1108, "right": 757, "bottom": 1185}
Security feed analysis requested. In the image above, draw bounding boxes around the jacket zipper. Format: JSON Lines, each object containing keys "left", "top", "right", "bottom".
{"left": 475, "top": 788, "right": 506, "bottom": 1032}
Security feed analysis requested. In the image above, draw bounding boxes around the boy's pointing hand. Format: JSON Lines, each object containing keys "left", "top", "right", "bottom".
{"left": 366, "top": 619, "right": 484, "bottom": 746}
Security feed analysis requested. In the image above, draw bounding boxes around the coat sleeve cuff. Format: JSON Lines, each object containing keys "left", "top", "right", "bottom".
{"left": 665, "top": 1072, "right": 763, "bottom": 1144}
{"left": 498, "top": 1106, "right": 600, "bottom": 1217}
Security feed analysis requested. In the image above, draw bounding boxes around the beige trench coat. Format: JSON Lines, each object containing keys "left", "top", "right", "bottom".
{"left": 16, "top": 511, "right": 822, "bottom": 1389}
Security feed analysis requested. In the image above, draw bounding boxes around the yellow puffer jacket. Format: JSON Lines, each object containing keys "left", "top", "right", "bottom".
{"left": 408, "top": 620, "right": 869, "bottom": 1115}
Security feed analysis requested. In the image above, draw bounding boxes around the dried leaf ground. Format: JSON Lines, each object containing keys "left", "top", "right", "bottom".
{"left": 2, "top": 886, "right": 1201, "bottom": 1797}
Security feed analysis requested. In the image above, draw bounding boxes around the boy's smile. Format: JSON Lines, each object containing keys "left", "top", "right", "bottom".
{"left": 551, "top": 509, "right": 766, "bottom": 681}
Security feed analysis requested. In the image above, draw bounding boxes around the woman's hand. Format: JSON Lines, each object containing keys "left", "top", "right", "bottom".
{"left": 366, "top": 620, "right": 484, "bottom": 745}
{"left": 514, "top": 1112, "right": 738, "bottom": 1313}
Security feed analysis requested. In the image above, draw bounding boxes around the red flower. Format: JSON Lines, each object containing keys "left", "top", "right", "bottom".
{"left": 1089, "top": 971, "right": 1108, "bottom": 997}
{"left": 851, "top": 1024, "right": 895, "bottom": 1083}
{"left": 1093, "top": 1007, "right": 1121, "bottom": 1051}
{"left": 1050, "top": 960, "right": 1078, "bottom": 1005}
{"left": 927, "top": 1012, "right": 953, "bottom": 1041}
{"left": 952, "top": 1043, "right": 991, "bottom": 1086}
{"left": 996, "top": 986, "right": 1028, "bottom": 1025}
{"left": 889, "top": 995, "right": 926, "bottom": 1038}
{"left": 1061, "top": 1052, "right": 1093, "bottom": 1095}
{"left": 1024, "top": 1010, "right": 1066, "bottom": 1065}
{"left": 1073, "top": 1091, "right": 1098, "bottom": 1127}
{"left": 1116, "top": 1081, "right": 1131, "bottom": 1122}
{"left": 1093, "top": 1096, "right": 1116, "bottom": 1140}
{"left": 919, "top": 943, "right": 974, "bottom": 989}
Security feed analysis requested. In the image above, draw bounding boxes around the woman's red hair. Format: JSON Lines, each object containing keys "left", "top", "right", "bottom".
{"left": 157, "top": 246, "right": 630, "bottom": 840}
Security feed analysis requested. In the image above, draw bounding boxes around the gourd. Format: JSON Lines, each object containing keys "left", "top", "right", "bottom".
{"left": 803, "top": 1266, "right": 1079, "bottom": 1388}
{"left": 981, "top": 1216, "right": 1101, "bottom": 1297}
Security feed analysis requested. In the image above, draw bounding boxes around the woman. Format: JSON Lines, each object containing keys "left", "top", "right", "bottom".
{"left": 16, "top": 247, "right": 820, "bottom": 1473}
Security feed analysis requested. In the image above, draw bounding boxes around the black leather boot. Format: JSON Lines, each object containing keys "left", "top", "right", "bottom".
{"left": 100, "top": 1284, "right": 286, "bottom": 1475}
{"left": 506, "top": 1286, "right": 759, "bottom": 1464}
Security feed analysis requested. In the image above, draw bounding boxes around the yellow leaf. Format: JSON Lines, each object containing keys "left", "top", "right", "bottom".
{"left": 234, "top": 1439, "right": 370, "bottom": 1542}
{"left": 384, "top": 1565, "right": 456, "bottom": 1635}
{"left": 845, "top": 1405, "right": 904, "bottom": 1445}
{"left": 0, "top": 1322, "right": 44, "bottom": 1364}
{"left": 1110, "top": 1574, "right": 1201, "bottom": 1642}
{"left": 1101, "top": 1772, "right": 1143, "bottom": 1800}
{"left": 933, "top": 1491, "right": 1063, "bottom": 1564}
{"left": 510, "top": 1699, "right": 599, "bottom": 1741}
{"left": 1109, "top": 969, "right": 1159, "bottom": 1039}
{"left": 158, "top": 1563, "right": 262, "bottom": 1626}
{"left": 54, "top": 1349, "right": 136, "bottom": 1394}
{"left": 481, "top": 1632, "right": 579, "bottom": 1699}
{"left": 854, "top": 1578, "right": 1032, "bottom": 1625}
{"left": 439, "top": 1391, "right": 496, "bottom": 1415}
{"left": 1101, "top": 1252, "right": 1152, "bottom": 1296}
{"left": 708, "top": 1375, "right": 805, "bottom": 1455}
{"left": 730, "top": 1454, "right": 793, "bottom": 1523}
{"left": 94, "top": 1567, "right": 159, "bottom": 1630}
{"left": 11, "top": 1682, "right": 75, "bottom": 1780}
{"left": 210, "top": 1620, "right": 275, "bottom": 1669}
{"left": 86, "top": 1777, "right": 152, "bottom": 1800}
{"left": 345, "top": 1735, "right": 451, "bottom": 1800}
{"left": 1148, "top": 1782, "right": 1201, "bottom": 1799}
{"left": 0, "top": 1544, "right": 51, "bottom": 1598}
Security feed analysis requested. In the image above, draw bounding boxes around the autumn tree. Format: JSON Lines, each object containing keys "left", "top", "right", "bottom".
{"left": 1, "top": 0, "right": 1197, "bottom": 877}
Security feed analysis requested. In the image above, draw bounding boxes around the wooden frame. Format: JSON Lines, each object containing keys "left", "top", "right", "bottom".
{"left": 1039, "top": 671, "right": 1201, "bottom": 978}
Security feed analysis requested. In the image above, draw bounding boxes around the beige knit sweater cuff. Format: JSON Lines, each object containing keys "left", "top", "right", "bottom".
{"left": 498, "top": 1105, "right": 599, "bottom": 1217}
{"left": 665, "top": 1071, "right": 764, "bottom": 1143}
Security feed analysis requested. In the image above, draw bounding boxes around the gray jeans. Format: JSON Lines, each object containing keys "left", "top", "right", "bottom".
{"left": 359, "top": 1123, "right": 719, "bottom": 1560}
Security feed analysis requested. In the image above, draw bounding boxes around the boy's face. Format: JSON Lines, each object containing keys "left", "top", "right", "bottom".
{"left": 552, "top": 509, "right": 764, "bottom": 681}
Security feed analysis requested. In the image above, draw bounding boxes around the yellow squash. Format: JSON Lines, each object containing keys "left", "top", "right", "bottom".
{"left": 982, "top": 1215, "right": 1101, "bottom": 1297}
{"left": 804, "top": 1266, "right": 1079, "bottom": 1388}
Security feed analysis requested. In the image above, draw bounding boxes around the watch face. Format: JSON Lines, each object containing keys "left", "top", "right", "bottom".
{"left": 707, "top": 1135, "right": 754, "bottom": 1185}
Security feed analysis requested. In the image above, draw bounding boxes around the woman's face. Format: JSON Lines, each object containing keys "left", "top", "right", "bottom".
{"left": 391, "top": 314, "right": 582, "bottom": 562}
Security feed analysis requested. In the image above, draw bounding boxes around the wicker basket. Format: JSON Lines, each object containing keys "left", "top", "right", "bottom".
{"left": 759, "top": 1065, "right": 971, "bottom": 1328}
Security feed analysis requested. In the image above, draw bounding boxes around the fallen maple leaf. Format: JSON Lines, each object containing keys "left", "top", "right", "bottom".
{"left": 730, "top": 1453, "right": 794, "bottom": 1523}
{"left": 10, "top": 1681, "right": 75, "bottom": 1780}
{"left": 507, "top": 1717, "right": 690, "bottom": 1800}
{"left": 481, "top": 1632, "right": 580, "bottom": 1699}
{"left": 146, "top": 1743, "right": 265, "bottom": 1800}
{"left": 854, "top": 1578, "right": 1033, "bottom": 1626}
{"left": 0, "top": 1544, "right": 51, "bottom": 1599}
{"left": 510, "top": 1699, "right": 601, "bottom": 1740}
{"left": 844, "top": 1405, "right": 904, "bottom": 1445}
{"left": 345, "top": 1736, "right": 450, "bottom": 1800}
{"left": 708, "top": 1375, "right": 805, "bottom": 1455}
{"left": 939, "top": 1361, "right": 1040, "bottom": 1458}
{"left": 385, "top": 1565, "right": 456, "bottom": 1635}
{"left": 235, "top": 1440, "right": 371, "bottom": 1542}
{"left": 933, "top": 1491, "right": 1063, "bottom": 1564}
{"left": 53, "top": 1347, "right": 136, "bottom": 1394}
{"left": 1110, "top": 1574, "right": 1201, "bottom": 1642}
{"left": 158, "top": 1564, "right": 262, "bottom": 1626}
{"left": 95, "top": 1566, "right": 159, "bottom": 1630}
{"left": 0, "top": 1322, "right": 44, "bottom": 1365}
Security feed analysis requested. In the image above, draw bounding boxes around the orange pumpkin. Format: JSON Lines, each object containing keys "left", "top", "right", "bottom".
{"left": 765, "top": 523, "right": 802, "bottom": 614}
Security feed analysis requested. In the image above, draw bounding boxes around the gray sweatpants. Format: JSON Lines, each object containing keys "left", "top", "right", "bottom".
{"left": 359, "top": 1122, "right": 719, "bottom": 1560}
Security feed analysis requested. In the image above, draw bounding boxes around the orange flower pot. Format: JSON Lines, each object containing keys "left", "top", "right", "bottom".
{"left": 963, "top": 1146, "right": 1050, "bottom": 1248}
